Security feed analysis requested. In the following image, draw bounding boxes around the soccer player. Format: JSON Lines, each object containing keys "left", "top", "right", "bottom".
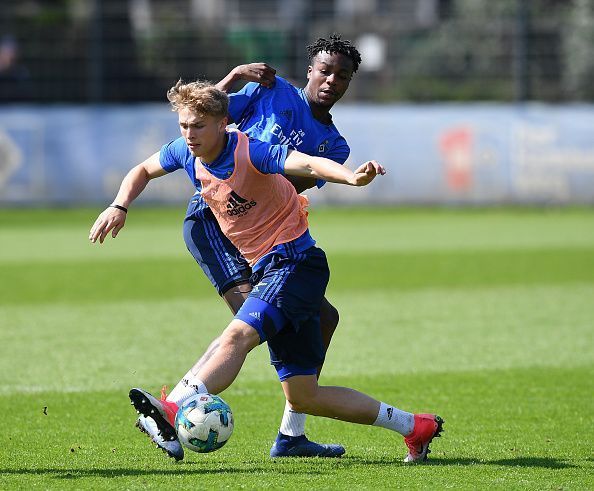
{"left": 181, "top": 34, "right": 358, "bottom": 457}
{"left": 100, "top": 80, "right": 444, "bottom": 463}
{"left": 91, "top": 35, "right": 366, "bottom": 460}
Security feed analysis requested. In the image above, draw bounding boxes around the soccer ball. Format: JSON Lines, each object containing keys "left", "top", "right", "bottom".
{"left": 174, "top": 393, "right": 234, "bottom": 453}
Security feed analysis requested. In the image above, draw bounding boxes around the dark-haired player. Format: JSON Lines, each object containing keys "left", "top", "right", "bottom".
{"left": 90, "top": 35, "right": 363, "bottom": 460}
{"left": 127, "top": 80, "right": 443, "bottom": 465}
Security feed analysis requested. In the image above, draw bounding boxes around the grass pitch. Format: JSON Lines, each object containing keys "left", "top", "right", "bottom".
{"left": 0, "top": 206, "right": 592, "bottom": 490}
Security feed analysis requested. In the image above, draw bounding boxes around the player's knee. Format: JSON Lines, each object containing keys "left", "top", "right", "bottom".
{"left": 286, "top": 395, "right": 312, "bottom": 414}
{"left": 219, "top": 320, "right": 260, "bottom": 353}
{"left": 285, "top": 389, "right": 320, "bottom": 415}
{"left": 222, "top": 283, "right": 251, "bottom": 314}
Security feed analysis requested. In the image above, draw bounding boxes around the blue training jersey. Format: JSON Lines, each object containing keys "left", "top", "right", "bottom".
{"left": 160, "top": 132, "right": 288, "bottom": 217}
{"left": 229, "top": 75, "right": 350, "bottom": 169}
{"left": 160, "top": 75, "right": 349, "bottom": 220}
{"left": 160, "top": 130, "right": 316, "bottom": 262}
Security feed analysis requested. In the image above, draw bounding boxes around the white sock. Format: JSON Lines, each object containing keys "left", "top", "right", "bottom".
{"left": 372, "top": 402, "right": 415, "bottom": 436}
{"left": 279, "top": 401, "right": 307, "bottom": 437}
{"left": 166, "top": 369, "right": 208, "bottom": 407}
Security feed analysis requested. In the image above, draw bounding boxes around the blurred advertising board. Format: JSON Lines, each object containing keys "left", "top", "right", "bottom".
{"left": 0, "top": 104, "right": 593, "bottom": 205}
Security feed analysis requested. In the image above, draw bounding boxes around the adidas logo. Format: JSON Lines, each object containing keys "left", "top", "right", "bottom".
{"left": 226, "top": 190, "right": 257, "bottom": 216}
{"left": 387, "top": 407, "right": 393, "bottom": 420}
{"left": 252, "top": 282, "right": 267, "bottom": 293}
{"left": 249, "top": 312, "right": 261, "bottom": 321}
{"left": 182, "top": 378, "right": 203, "bottom": 394}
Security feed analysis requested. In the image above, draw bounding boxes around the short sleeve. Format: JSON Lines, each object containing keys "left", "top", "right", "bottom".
{"left": 159, "top": 137, "right": 189, "bottom": 173}
{"left": 247, "top": 138, "right": 288, "bottom": 175}
{"left": 315, "top": 137, "right": 351, "bottom": 188}
{"left": 228, "top": 82, "right": 264, "bottom": 124}
{"left": 324, "top": 137, "right": 350, "bottom": 165}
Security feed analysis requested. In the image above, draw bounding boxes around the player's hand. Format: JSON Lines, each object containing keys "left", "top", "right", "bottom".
{"left": 350, "top": 161, "right": 386, "bottom": 186}
{"left": 234, "top": 63, "right": 276, "bottom": 88}
{"left": 89, "top": 207, "right": 127, "bottom": 244}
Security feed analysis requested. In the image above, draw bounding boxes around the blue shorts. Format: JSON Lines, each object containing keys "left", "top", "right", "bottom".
{"left": 183, "top": 208, "right": 251, "bottom": 295}
{"left": 235, "top": 246, "right": 330, "bottom": 381}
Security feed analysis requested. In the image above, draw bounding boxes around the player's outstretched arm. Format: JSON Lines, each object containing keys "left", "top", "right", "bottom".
{"left": 215, "top": 63, "right": 276, "bottom": 93}
{"left": 89, "top": 152, "right": 166, "bottom": 244}
{"left": 284, "top": 150, "right": 386, "bottom": 187}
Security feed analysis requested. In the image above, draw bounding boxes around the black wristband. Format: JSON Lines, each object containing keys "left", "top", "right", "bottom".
{"left": 109, "top": 204, "right": 128, "bottom": 213}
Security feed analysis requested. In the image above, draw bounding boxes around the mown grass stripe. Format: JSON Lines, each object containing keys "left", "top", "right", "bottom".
{"left": 1, "top": 247, "right": 592, "bottom": 305}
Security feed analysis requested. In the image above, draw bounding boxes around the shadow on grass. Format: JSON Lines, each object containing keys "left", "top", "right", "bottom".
{"left": 485, "top": 458, "right": 577, "bottom": 469}
{"left": 347, "top": 456, "right": 577, "bottom": 469}
{"left": 0, "top": 456, "right": 578, "bottom": 480}
{"left": 0, "top": 465, "right": 326, "bottom": 480}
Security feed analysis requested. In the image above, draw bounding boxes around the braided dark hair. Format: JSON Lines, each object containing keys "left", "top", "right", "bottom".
{"left": 306, "top": 33, "right": 362, "bottom": 73}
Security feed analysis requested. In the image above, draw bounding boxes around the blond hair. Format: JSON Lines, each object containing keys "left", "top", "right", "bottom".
{"left": 167, "top": 80, "right": 228, "bottom": 117}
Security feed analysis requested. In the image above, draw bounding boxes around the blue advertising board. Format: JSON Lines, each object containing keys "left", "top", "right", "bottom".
{"left": 0, "top": 103, "right": 593, "bottom": 205}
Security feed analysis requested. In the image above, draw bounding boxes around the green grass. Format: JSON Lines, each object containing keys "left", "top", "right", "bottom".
{"left": 1, "top": 207, "right": 593, "bottom": 489}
